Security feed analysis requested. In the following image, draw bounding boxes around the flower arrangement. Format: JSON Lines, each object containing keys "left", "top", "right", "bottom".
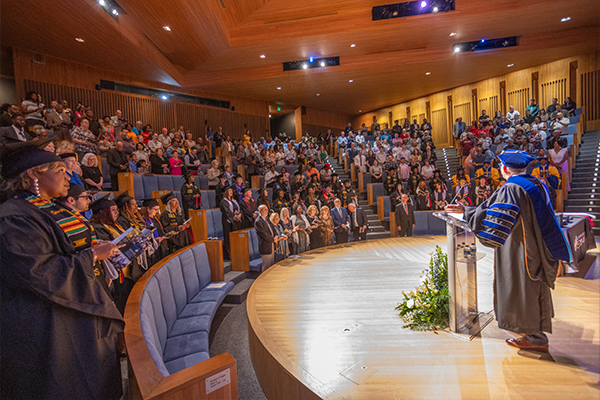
{"left": 395, "top": 245, "right": 450, "bottom": 331}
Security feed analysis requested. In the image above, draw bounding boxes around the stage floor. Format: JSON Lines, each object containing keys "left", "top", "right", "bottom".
{"left": 247, "top": 236, "right": 600, "bottom": 400}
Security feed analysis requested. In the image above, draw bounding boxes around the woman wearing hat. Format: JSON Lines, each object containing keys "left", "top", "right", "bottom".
{"left": 159, "top": 192, "right": 191, "bottom": 253}
{"left": 181, "top": 173, "right": 201, "bottom": 219}
{"left": 0, "top": 144, "right": 124, "bottom": 400}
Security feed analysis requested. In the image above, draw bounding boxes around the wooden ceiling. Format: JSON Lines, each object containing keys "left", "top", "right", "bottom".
{"left": 2, "top": 0, "right": 599, "bottom": 115}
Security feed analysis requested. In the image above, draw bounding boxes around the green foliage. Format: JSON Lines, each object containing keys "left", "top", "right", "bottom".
{"left": 395, "top": 245, "right": 450, "bottom": 331}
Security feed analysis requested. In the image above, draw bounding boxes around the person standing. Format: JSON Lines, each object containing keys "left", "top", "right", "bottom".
{"left": 180, "top": 173, "right": 201, "bottom": 219}
{"left": 220, "top": 186, "right": 242, "bottom": 259}
{"left": 446, "top": 150, "right": 571, "bottom": 352}
{"left": 395, "top": 194, "right": 415, "bottom": 237}
{"left": 347, "top": 203, "right": 368, "bottom": 241}
{"left": 106, "top": 141, "right": 129, "bottom": 191}
{"left": 331, "top": 198, "right": 350, "bottom": 243}
{"left": 240, "top": 187, "right": 258, "bottom": 228}
{"left": 255, "top": 205, "right": 278, "bottom": 271}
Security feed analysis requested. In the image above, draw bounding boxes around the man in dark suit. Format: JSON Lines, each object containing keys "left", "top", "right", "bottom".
{"left": 255, "top": 204, "right": 278, "bottom": 271}
{"left": 347, "top": 203, "right": 368, "bottom": 241}
{"left": 395, "top": 194, "right": 415, "bottom": 237}
{"left": 331, "top": 198, "right": 350, "bottom": 243}
{"left": 0, "top": 115, "right": 32, "bottom": 148}
{"left": 220, "top": 186, "right": 242, "bottom": 259}
{"left": 106, "top": 141, "right": 129, "bottom": 191}
{"left": 240, "top": 187, "right": 258, "bottom": 228}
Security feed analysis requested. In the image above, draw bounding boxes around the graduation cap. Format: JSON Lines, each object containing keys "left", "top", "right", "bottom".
{"left": 160, "top": 191, "right": 176, "bottom": 205}
{"left": 242, "top": 187, "right": 253, "bottom": 194}
{"left": 483, "top": 160, "right": 491, "bottom": 165}
{"left": 90, "top": 193, "right": 116, "bottom": 215}
{"left": 219, "top": 173, "right": 227, "bottom": 180}
{"left": 183, "top": 172, "right": 195, "bottom": 181}
{"left": 538, "top": 156, "right": 548, "bottom": 161}
{"left": 114, "top": 190, "right": 133, "bottom": 209}
{"left": 0, "top": 141, "right": 63, "bottom": 179}
{"left": 142, "top": 198, "right": 160, "bottom": 209}
{"left": 58, "top": 152, "right": 78, "bottom": 160}
{"left": 498, "top": 150, "right": 534, "bottom": 168}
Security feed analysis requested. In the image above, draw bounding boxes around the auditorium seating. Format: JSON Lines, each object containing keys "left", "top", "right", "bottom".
{"left": 189, "top": 208, "right": 223, "bottom": 241}
{"left": 124, "top": 240, "right": 238, "bottom": 400}
{"left": 131, "top": 173, "right": 210, "bottom": 199}
{"left": 229, "top": 228, "right": 262, "bottom": 272}
{"left": 367, "top": 183, "right": 385, "bottom": 205}
{"left": 152, "top": 190, "right": 217, "bottom": 210}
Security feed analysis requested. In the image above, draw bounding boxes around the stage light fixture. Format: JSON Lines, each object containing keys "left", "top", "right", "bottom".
{"left": 302, "top": 63, "right": 308, "bottom": 69}
{"left": 99, "top": 0, "right": 106, "bottom": 5}
{"left": 373, "top": 1, "right": 454, "bottom": 20}
{"left": 161, "top": 95, "right": 168, "bottom": 100}
{"left": 283, "top": 56, "right": 340, "bottom": 71}
{"left": 421, "top": 1, "right": 427, "bottom": 7}
{"left": 453, "top": 36, "right": 518, "bottom": 53}
{"left": 433, "top": 6, "right": 439, "bottom": 12}
{"left": 309, "top": 56, "right": 314, "bottom": 63}
{"left": 112, "top": 9, "right": 118, "bottom": 15}
{"left": 320, "top": 61, "right": 326, "bottom": 67}
{"left": 561, "top": 16, "right": 571, "bottom": 22}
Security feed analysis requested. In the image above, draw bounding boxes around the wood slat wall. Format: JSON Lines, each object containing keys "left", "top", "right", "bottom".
{"left": 507, "top": 88, "right": 530, "bottom": 115}
{"left": 581, "top": 70, "right": 599, "bottom": 128}
{"left": 453, "top": 102, "right": 472, "bottom": 125}
{"left": 478, "top": 95, "right": 499, "bottom": 116}
{"left": 418, "top": 113, "right": 426, "bottom": 124}
{"left": 431, "top": 108, "right": 448, "bottom": 147}
{"left": 541, "top": 79, "right": 567, "bottom": 110}
{"left": 24, "top": 79, "right": 267, "bottom": 141}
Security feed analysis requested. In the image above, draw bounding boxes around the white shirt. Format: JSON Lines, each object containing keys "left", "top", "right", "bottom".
{"left": 355, "top": 134, "right": 365, "bottom": 144}
{"left": 506, "top": 110, "right": 520, "bottom": 122}
{"left": 12, "top": 125, "right": 26, "bottom": 141}
{"left": 551, "top": 117, "right": 571, "bottom": 136}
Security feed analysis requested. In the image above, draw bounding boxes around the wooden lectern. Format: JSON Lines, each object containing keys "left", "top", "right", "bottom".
{"left": 434, "top": 212, "right": 491, "bottom": 336}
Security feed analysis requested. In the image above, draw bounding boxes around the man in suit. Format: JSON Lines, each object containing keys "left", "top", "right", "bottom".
{"left": 452, "top": 117, "right": 467, "bottom": 140}
{"left": 220, "top": 135, "right": 233, "bottom": 167}
{"left": 395, "top": 194, "right": 415, "bottom": 237}
{"left": 0, "top": 115, "right": 32, "bottom": 148}
{"left": 347, "top": 203, "right": 368, "bottom": 241}
{"left": 240, "top": 187, "right": 258, "bottom": 228}
{"left": 220, "top": 185, "right": 242, "bottom": 259}
{"left": 255, "top": 204, "right": 277, "bottom": 271}
{"left": 106, "top": 141, "right": 129, "bottom": 191}
{"left": 331, "top": 198, "right": 350, "bottom": 243}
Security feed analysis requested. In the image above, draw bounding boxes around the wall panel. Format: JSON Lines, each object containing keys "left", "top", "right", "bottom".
{"left": 431, "top": 108, "right": 449, "bottom": 147}
{"left": 453, "top": 103, "right": 472, "bottom": 126}
{"left": 507, "top": 88, "right": 530, "bottom": 116}
{"left": 541, "top": 79, "right": 567, "bottom": 109}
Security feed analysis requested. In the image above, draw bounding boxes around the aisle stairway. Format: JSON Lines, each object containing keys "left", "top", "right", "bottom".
{"left": 327, "top": 155, "right": 389, "bottom": 239}
{"left": 564, "top": 130, "right": 599, "bottom": 235}
{"left": 435, "top": 147, "right": 461, "bottom": 180}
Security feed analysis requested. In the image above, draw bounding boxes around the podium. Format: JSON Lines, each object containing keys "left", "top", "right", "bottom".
{"left": 434, "top": 212, "right": 491, "bottom": 336}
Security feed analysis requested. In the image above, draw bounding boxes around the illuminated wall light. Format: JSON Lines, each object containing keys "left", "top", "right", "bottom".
{"left": 277, "top": 107, "right": 281, "bottom": 111}
{"left": 269, "top": 114, "right": 272, "bottom": 118}
{"left": 561, "top": 16, "right": 571, "bottom": 22}
{"left": 163, "top": 26, "right": 171, "bottom": 31}
{"left": 260, "top": 54, "right": 266, "bottom": 58}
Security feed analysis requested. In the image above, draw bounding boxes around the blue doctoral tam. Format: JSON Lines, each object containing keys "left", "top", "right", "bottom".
{"left": 498, "top": 150, "right": 534, "bottom": 168}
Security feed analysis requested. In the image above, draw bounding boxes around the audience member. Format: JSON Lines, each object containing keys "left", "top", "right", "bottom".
{"left": 395, "top": 194, "right": 415, "bottom": 237}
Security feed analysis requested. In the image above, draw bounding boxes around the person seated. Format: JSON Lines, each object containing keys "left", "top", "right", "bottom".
{"left": 455, "top": 176, "right": 472, "bottom": 206}
{"left": 265, "top": 165, "right": 280, "bottom": 187}
{"left": 532, "top": 157, "right": 560, "bottom": 189}
{"left": 306, "top": 162, "right": 320, "bottom": 181}
{"left": 451, "top": 167, "right": 470, "bottom": 189}
{"left": 272, "top": 174, "right": 290, "bottom": 201}
{"left": 474, "top": 176, "right": 491, "bottom": 206}
{"left": 159, "top": 192, "right": 191, "bottom": 253}
{"left": 290, "top": 171, "right": 306, "bottom": 196}
{"left": 428, "top": 169, "right": 446, "bottom": 192}
{"left": 307, "top": 173, "right": 321, "bottom": 194}
{"left": 59, "top": 153, "right": 84, "bottom": 186}
{"left": 304, "top": 186, "right": 321, "bottom": 209}
{"left": 475, "top": 160, "right": 499, "bottom": 188}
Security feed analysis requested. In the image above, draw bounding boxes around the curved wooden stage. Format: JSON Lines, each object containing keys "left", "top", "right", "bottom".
{"left": 247, "top": 236, "right": 600, "bottom": 400}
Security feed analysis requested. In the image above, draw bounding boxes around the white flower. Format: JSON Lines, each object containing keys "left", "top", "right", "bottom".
{"left": 406, "top": 299, "right": 415, "bottom": 308}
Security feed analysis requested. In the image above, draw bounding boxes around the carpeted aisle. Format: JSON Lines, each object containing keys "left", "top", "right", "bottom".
{"left": 210, "top": 302, "right": 267, "bottom": 400}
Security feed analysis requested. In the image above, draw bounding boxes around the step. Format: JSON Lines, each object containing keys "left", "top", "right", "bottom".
{"left": 223, "top": 278, "right": 255, "bottom": 304}
{"left": 224, "top": 270, "right": 246, "bottom": 285}
{"left": 366, "top": 231, "right": 391, "bottom": 240}
{"left": 223, "top": 260, "right": 231, "bottom": 274}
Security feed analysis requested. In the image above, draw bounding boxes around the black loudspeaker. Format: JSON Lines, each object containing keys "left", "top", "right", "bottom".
{"left": 301, "top": 106, "right": 307, "bottom": 115}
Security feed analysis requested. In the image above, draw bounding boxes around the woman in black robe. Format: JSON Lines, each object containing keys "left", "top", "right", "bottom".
{"left": 159, "top": 191, "right": 191, "bottom": 252}
{"left": 0, "top": 145, "right": 123, "bottom": 400}
{"left": 141, "top": 198, "right": 169, "bottom": 266}
{"left": 180, "top": 173, "right": 201, "bottom": 219}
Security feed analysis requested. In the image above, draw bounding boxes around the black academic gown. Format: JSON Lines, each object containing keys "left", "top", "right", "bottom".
{"left": 181, "top": 182, "right": 201, "bottom": 219}
{"left": 144, "top": 215, "right": 170, "bottom": 266}
{"left": 160, "top": 210, "right": 191, "bottom": 253}
{"left": 220, "top": 197, "right": 242, "bottom": 257}
{"left": 0, "top": 194, "right": 124, "bottom": 400}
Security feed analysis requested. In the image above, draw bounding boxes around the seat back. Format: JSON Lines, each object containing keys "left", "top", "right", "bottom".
{"left": 412, "top": 212, "right": 430, "bottom": 236}
{"left": 138, "top": 242, "right": 212, "bottom": 377}
{"left": 426, "top": 212, "right": 447, "bottom": 235}
{"left": 383, "top": 196, "right": 391, "bottom": 221}
{"left": 199, "top": 190, "right": 216, "bottom": 209}
{"left": 371, "top": 183, "right": 385, "bottom": 204}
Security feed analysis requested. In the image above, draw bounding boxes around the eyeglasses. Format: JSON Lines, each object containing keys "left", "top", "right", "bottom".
{"left": 76, "top": 195, "right": 91, "bottom": 200}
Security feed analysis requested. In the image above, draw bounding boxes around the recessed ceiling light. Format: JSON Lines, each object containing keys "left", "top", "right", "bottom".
{"left": 349, "top": 79, "right": 353, "bottom": 83}
{"left": 98, "top": 0, "right": 105, "bottom": 5}
{"left": 507, "top": 64, "right": 514, "bottom": 67}
{"left": 75, "top": 38, "right": 85, "bottom": 43}
{"left": 163, "top": 26, "right": 171, "bottom": 31}
{"left": 449, "top": 32, "right": 457, "bottom": 36}
{"left": 425, "top": 72, "right": 431, "bottom": 75}
{"left": 561, "top": 16, "right": 571, "bottom": 22}
{"left": 276, "top": 87, "right": 281, "bottom": 90}
{"left": 260, "top": 54, "right": 266, "bottom": 58}
{"left": 350, "top": 44, "right": 356, "bottom": 47}
{"left": 316, "top": 93, "right": 320, "bottom": 96}
{"left": 453, "top": 46, "right": 461, "bottom": 53}
{"left": 302, "top": 63, "right": 308, "bottom": 69}
{"left": 111, "top": 8, "right": 118, "bottom": 15}
{"left": 359, "top": 110, "right": 362, "bottom": 112}
{"left": 269, "top": 114, "right": 272, "bottom": 117}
